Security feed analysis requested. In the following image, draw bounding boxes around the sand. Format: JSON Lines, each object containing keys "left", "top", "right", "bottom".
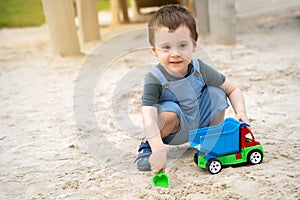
{"left": 0, "top": 9, "right": 300, "bottom": 200}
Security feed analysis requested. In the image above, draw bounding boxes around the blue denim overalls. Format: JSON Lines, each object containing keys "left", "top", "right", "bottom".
{"left": 151, "top": 59, "right": 228, "bottom": 145}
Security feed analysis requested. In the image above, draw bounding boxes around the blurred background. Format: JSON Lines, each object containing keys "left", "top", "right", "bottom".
{"left": 1, "top": 0, "right": 299, "bottom": 50}
{"left": 0, "top": 0, "right": 178, "bottom": 28}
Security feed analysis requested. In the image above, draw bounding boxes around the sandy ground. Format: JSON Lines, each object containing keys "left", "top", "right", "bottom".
{"left": 1, "top": 8, "right": 300, "bottom": 200}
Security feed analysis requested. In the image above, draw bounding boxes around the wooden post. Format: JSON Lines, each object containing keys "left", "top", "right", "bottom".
{"left": 186, "top": 0, "right": 196, "bottom": 16}
{"left": 75, "top": 0, "right": 100, "bottom": 43}
{"left": 208, "top": 0, "right": 236, "bottom": 44}
{"left": 130, "top": 0, "right": 139, "bottom": 15}
{"left": 120, "top": 0, "right": 129, "bottom": 23}
{"left": 110, "top": 0, "right": 129, "bottom": 26}
{"left": 111, "top": 0, "right": 120, "bottom": 25}
{"left": 42, "top": 0, "right": 81, "bottom": 56}
{"left": 194, "top": 0, "right": 210, "bottom": 34}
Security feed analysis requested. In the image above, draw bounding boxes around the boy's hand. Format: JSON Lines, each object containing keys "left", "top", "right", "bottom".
{"left": 235, "top": 112, "right": 250, "bottom": 124}
{"left": 149, "top": 148, "right": 167, "bottom": 174}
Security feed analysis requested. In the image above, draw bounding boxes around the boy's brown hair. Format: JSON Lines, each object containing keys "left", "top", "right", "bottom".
{"left": 148, "top": 4, "right": 198, "bottom": 47}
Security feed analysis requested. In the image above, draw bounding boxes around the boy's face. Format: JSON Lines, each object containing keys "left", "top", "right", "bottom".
{"left": 151, "top": 25, "right": 197, "bottom": 76}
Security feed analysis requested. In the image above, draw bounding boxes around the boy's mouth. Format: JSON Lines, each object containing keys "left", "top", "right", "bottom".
{"left": 169, "top": 61, "right": 183, "bottom": 64}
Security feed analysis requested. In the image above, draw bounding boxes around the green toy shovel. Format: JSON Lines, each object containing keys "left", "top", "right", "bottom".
{"left": 152, "top": 170, "right": 170, "bottom": 188}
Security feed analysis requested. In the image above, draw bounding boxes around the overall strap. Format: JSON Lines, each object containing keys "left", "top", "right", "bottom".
{"left": 150, "top": 65, "right": 168, "bottom": 83}
{"left": 193, "top": 58, "right": 207, "bottom": 89}
{"left": 192, "top": 58, "right": 200, "bottom": 72}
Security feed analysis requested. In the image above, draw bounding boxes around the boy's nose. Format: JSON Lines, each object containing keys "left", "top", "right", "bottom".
{"left": 170, "top": 50, "right": 180, "bottom": 57}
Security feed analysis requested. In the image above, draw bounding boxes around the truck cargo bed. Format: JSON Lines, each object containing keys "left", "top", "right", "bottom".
{"left": 189, "top": 118, "right": 248, "bottom": 158}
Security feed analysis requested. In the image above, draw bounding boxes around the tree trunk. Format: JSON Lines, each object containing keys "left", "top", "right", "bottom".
{"left": 42, "top": 0, "right": 81, "bottom": 55}
{"left": 209, "top": 0, "right": 236, "bottom": 44}
{"left": 76, "top": 0, "right": 100, "bottom": 43}
{"left": 194, "top": 0, "right": 210, "bottom": 34}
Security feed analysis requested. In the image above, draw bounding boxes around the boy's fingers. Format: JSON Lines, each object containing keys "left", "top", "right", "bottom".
{"left": 152, "top": 168, "right": 160, "bottom": 174}
{"left": 149, "top": 148, "right": 167, "bottom": 174}
{"left": 152, "top": 167, "right": 166, "bottom": 174}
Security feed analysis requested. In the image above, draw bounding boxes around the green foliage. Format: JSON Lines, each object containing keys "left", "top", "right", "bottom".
{"left": 97, "top": 0, "right": 110, "bottom": 11}
{"left": 0, "top": 0, "right": 130, "bottom": 28}
{"left": 0, "top": 0, "right": 45, "bottom": 28}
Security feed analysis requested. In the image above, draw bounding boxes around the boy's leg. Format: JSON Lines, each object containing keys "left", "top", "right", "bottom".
{"left": 136, "top": 110, "right": 180, "bottom": 171}
{"left": 210, "top": 109, "right": 225, "bottom": 126}
{"left": 199, "top": 86, "right": 229, "bottom": 128}
{"left": 158, "top": 111, "right": 180, "bottom": 138}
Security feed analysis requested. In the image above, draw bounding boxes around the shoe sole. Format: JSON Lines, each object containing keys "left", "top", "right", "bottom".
{"left": 137, "top": 165, "right": 151, "bottom": 171}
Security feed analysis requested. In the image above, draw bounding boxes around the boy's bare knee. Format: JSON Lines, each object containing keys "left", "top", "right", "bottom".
{"left": 210, "top": 109, "right": 225, "bottom": 126}
{"left": 158, "top": 112, "right": 180, "bottom": 138}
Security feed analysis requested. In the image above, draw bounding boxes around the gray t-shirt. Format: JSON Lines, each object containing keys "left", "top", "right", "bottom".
{"left": 142, "top": 59, "right": 226, "bottom": 106}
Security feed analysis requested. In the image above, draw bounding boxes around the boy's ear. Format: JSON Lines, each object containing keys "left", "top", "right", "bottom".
{"left": 151, "top": 47, "right": 158, "bottom": 57}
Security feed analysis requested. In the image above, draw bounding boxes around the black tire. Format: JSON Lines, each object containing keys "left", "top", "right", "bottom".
{"left": 206, "top": 159, "right": 222, "bottom": 174}
{"left": 247, "top": 150, "right": 263, "bottom": 165}
{"left": 193, "top": 153, "right": 198, "bottom": 165}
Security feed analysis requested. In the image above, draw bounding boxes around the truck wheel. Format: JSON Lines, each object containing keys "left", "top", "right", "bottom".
{"left": 193, "top": 153, "right": 198, "bottom": 165}
{"left": 247, "top": 150, "right": 263, "bottom": 165}
{"left": 206, "top": 159, "right": 222, "bottom": 174}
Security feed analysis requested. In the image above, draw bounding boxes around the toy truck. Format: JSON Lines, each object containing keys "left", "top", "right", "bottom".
{"left": 189, "top": 118, "right": 265, "bottom": 174}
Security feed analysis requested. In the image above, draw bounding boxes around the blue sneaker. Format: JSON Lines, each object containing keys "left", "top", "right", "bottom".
{"left": 136, "top": 141, "right": 152, "bottom": 171}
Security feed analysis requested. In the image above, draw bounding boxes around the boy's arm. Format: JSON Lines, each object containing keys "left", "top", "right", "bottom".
{"left": 142, "top": 106, "right": 167, "bottom": 174}
{"left": 220, "top": 79, "right": 250, "bottom": 124}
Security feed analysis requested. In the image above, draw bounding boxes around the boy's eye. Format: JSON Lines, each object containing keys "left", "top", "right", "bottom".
{"left": 162, "top": 45, "right": 171, "bottom": 50}
{"left": 179, "top": 44, "right": 187, "bottom": 48}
